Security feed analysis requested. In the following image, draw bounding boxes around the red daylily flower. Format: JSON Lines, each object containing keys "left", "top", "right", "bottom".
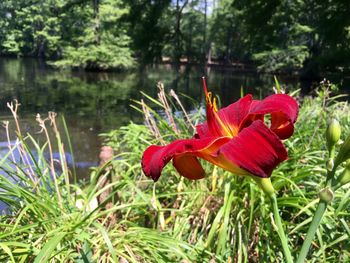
{"left": 141, "top": 80, "right": 298, "bottom": 182}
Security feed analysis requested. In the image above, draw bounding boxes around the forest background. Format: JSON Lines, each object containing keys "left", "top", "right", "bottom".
{"left": 0, "top": 0, "right": 350, "bottom": 77}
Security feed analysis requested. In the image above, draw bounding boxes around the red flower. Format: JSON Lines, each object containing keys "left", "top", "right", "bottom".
{"left": 142, "top": 80, "right": 298, "bottom": 182}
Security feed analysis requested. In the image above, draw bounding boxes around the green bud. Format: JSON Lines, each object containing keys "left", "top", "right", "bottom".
{"left": 339, "top": 160, "right": 350, "bottom": 186}
{"left": 319, "top": 187, "right": 334, "bottom": 203}
{"left": 326, "top": 159, "right": 334, "bottom": 171}
{"left": 335, "top": 133, "right": 350, "bottom": 167}
{"left": 253, "top": 177, "right": 275, "bottom": 197}
{"left": 326, "top": 119, "right": 341, "bottom": 155}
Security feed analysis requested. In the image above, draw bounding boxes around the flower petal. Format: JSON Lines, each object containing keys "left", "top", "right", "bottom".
{"left": 141, "top": 137, "right": 230, "bottom": 181}
{"left": 217, "top": 94, "right": 254, "bottom": 134}
{"left": 173, "top": 155, "right": 205, "bottom": 180}
{"left": 195, "top": 123, "right": 211, "bottom": 138}
{"left": 198, "top": 78, "right": 233, "bottom": 137}
{"left": 244, "top": 94, "right": 298, "bottom": 139}
{"left": 196, "top": 94, "right": 253, "bottom": 138}
{"left": 197, "top": 94, "right": 298, "bottom": 140}
{"left": 218, "top": 120, "right": 288, "bottom": 178}
{"left": 205, "top": 98, "right": 233, "bottom": 137}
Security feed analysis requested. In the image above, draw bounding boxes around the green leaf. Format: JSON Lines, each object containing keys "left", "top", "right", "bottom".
{"left": 33, "top": 232, "right": 66, "bottom": 263}
{"left": 0, "top": 243, "right": 16, "bottom": 263}
{"left": 274, "top": 76, "right": 281, "bottom": 94}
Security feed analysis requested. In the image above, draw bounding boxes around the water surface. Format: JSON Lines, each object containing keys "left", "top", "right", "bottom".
{"left": 0, "top": 58, "right": 301, "bottom": 177}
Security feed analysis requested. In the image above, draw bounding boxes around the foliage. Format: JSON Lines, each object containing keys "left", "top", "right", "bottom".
{"left": 0, "top": 0, "right": 63, "bottom": 57}
{"left": 1, "top": 0, "right": 350, "bottom": 73}
{"left": 124, "top": 0, "right": 171, "bottom": 64}
{"left": 101, "top": 85, "right": 350, "bottom": 262}
{"left": 53, "top": 0, "right": 135, "bottom": 70}
{"left": 1, "top": 80, "right": 350, "bottom": 261}
{"left": 253, "top": 45, "right": 309, "bottom": 73}
{"left": 0, "top": 0, "right": 134, "bottom": 70}
{"left": 227, "top": 0, "right": 312, "bottom": 72}
{"left": 224, "top": 0, "right": 350, "bottom": 73}
{"left": 208, "top": 0, "right": 246, "bottom": 63}
{"left": 0, "top": 102, "right": 203, "bottom": 262}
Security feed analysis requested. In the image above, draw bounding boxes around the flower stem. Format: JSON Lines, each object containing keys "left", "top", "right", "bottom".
{"left": 296, "top": 201, "right": 327, "bottom": 263}
{"left": 270, "top": 194, "right": 293, "bottom": 263}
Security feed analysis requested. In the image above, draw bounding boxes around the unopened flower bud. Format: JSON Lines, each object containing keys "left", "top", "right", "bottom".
{"left": 339, "top": 160, "right": 350, "bottom": 186}
{"left": 253, "top": 177, "right": 275, "bottom": 197}
{"left": 335, "top": 133, "right": 350, "bottom": 167}
{"left": 326, "top": 159, "right": 334, "bottom": 171}
{"left": 319, "top": 187, "right": 334, "bottom": 203}
{"left": 326, "top": 119, "right": 341, "bottom": 156}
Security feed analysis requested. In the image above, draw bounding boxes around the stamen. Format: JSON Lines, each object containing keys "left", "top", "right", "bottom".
{"left": 202, "top": 76, "right": 208, "bottom": 96}
{"left": 213, "top": 97, "right": 218, "bottom": 112}
{"left": 202, "top": 77, "right": 233, "bottom": 137}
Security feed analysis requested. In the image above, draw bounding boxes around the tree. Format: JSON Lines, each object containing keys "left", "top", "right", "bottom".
{"left": 54, "top": 0, "right": 135, "bottom": 70}
{"left": 0, "top": 0, "right": 63, "bottom": 58}
{"left": 209, "top": 0, "right": 246, "bottom": 63}
{"left": 0, "top": 0, "right": 135, "bottom": 70}
{"left": 125, "top": 0, "right": 171, "bottom": 65}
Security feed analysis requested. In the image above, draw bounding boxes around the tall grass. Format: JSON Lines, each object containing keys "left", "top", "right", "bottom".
{"left": 0, "top": 101, "right": 203, "bottom": 262}
{"left": 1, "top": 82, "right": 350, "bottom": 262}
{"left": 103, "top": 83, "right": 350, "bottom": 262}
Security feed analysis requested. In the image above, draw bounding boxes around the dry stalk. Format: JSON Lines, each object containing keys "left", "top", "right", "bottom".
{"left": 98, "top": 146, "right": 117, "bottom": 227}
{"left": 36, "top": 113, "right": 63, "bottom": 207}
{"left": 157, "top": 82, "right": 179, "bottom": 135}
{"left": 2, "top": 121, "right": 16, "bottom": 164}
{"left": 169, "top": 89, "right": 196, "bottom": 131}
{"left": 6, "top": 100, "right": 37, "bottom": 183}
{"left": 141, "top": 99, "right": 165, "bottom": 145}
{"left": 1, "top": 121, "right": 40, "bottom": 193}
{"left": 48, "top": 112, "right": 70, "bottom": 188}
{"left": 6, "top": 100, "right": 21, "bottom": 135}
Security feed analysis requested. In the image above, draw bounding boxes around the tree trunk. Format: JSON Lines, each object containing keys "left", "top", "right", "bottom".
{"left": 174, "top": 0, "right": 188, "bottom": 70}
{"left": 203, "top": 0, "right": 207, "bottom": 63}
{"left": 207, "top": 42, "right": 212, "bottom": 64}
{"left": 92, "top": 0, "right": 100, "bottom": 44}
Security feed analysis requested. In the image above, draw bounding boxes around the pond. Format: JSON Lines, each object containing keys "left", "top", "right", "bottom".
{"left": 0, "top": 58, "right": 303, "bottom": 178}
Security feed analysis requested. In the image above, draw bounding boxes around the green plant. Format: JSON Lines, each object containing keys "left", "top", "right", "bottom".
{"left": 0, "top": 101, "right": 203, "bottom": 262}
{"left": 103, "top": 82, "right": 350, "bottom": 262}
{"left": 2, "top": 80, "right": 350, "bottom": 262}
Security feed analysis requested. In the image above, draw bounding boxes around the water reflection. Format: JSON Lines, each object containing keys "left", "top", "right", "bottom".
{"left": 0, "top": 58, "right": 301, "bottom": 178}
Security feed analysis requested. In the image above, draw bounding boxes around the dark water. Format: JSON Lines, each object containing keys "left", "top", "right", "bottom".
{"left": 0, "top": 58, "right": 303, "bottom": 178}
